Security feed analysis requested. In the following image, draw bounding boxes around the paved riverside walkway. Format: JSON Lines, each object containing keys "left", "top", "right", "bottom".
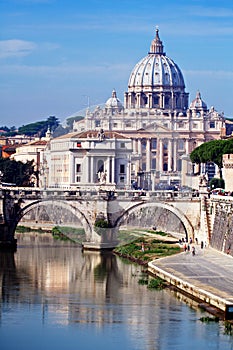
{"left": 148, "top": 245, "right": 233, "bottom": 318}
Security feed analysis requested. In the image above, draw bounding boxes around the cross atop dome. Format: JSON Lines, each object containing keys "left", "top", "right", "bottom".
{"left": 149, "top": 27, "right": 165, "bottom": 55}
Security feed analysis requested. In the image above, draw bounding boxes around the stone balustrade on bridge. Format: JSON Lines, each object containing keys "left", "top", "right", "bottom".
{"left": 0, "top": 185, "right": 233, "bottom": 252}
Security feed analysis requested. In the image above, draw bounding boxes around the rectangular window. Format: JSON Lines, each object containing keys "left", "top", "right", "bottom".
{"left": 77, "top": 142, "right": 82, "bottom": 148}
{"left": 154, "top": 96, "right": 159, "bottom": 105}
{"left": 120, "top": 142, "right": 125, "bottom": 148}
{"left": 120, "top": 164, "right": 125, "bottom": 174}
{"left": 113, "top": 123, "right": 118, "bottom": 128}
{"left": 76, "top": 164, "right": 81, "bottom": 172}
{"left": 76, "top": 176, "right": 81, "bottom": 182}
{"left": 177, "top": 139, "right": 185, "bottom": 150}
{"left": 120, "top": 176, "right": 125, "bottom": 183}
{"left": 210, "top": 121, "right": 215, "bottom": 128}
{"left": 151, "top": 138, "right": 157, "bottom": 149}
{"left": 151, "top": 158, "right": 156, "bottom": 169}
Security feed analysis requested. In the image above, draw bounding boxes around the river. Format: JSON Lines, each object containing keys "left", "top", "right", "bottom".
{"left": 0, "top": 233, "right": 232, "bottom": 350}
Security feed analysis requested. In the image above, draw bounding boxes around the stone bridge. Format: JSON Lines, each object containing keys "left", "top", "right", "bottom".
{"left": 0, "top": 185, "right": 232, "bottom": 252}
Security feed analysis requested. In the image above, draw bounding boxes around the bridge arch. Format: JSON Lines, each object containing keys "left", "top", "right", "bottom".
{"left": 115, "top": 201, "right": 194, "bottom": 239}
{"left": 18, "top": 199, "right": 93, "bottom": 241}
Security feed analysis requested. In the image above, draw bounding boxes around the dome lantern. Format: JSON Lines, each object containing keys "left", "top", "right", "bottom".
{"left": 149, "top": 28, "right": 165, "bottom": 55}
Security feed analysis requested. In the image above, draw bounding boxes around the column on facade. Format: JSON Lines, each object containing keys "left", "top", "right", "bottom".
{"left": 171, "top": 92, "right": 175, "bottom": 110}
{"left": 159, "top": 139, "right": 163, "bottom": 172}
{"left": 138, "top": 139, "right": 142, "bottom": 156}
{"left": 132, "top": 139, "right": 137, "bottom": 154}
{"left": 87, "top": 156, "right": 90, "bottom": 183}
{"left": 161, "top": 93, "right": 165, "bottom": 109}
{"left": 173, "top": 139, "right": 177, "bottom": 171}
{"left": 124, "top": 93, "right": 128, "bottom": 109}
{"left": 146, "top": 138, "right": 151, "bottom": 172}
{"left": 70, "top": 154, "right": 75, "bottom": 184}
{"left": 156, "top": 137, "right": 160, "bottom": 172}
{"left": 185, "top": 139, "right": 189, "bottom": 154}
{"left": 148, "top": 93, "right": 152, "bottom": 108}
{"left": 126, "top": 156, "right": 131, "bottom": 189}
{"left": 167, "top": 139, "right": 172, "bottom": 171}
{"left": 105, "top": 157, "right": 110, "bottom": 183}
{"left": 84, "top": 155, "right": 89, "bottom": 183}
{"left": 89, "top": 156, "right": 94, "bottom": 183}
{"left": 111, "top": 156, "right": 115, "bottom": 184}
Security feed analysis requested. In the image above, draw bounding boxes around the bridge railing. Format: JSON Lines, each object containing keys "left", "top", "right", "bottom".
{"left": 0, "top": 186, "right": 195, "bottom": 201}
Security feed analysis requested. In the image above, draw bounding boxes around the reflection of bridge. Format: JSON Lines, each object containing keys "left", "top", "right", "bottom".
{"left": 0, "top": 185, "right": 233, "bottom": 252}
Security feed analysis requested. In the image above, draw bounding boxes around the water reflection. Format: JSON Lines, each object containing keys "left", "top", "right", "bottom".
{"left": 0, "top": 234, "right": 232, "bottom": 350}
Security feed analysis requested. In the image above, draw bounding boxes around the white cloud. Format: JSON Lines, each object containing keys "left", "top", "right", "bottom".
{"left": 185, "top": 69, "right": 233, "bottom": 79}
{"left": 0, "top": 39, "right": 37, "bottom": 59}
{"left": 0, "top": 62, "right": 131, "bottom": 77}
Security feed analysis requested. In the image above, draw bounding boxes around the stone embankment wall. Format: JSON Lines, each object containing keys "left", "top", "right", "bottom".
{"left": 119, "top": 205, "right": 186, "bottom": 237}
{"left": 210, "top": 199, "right": 233, "bottom": 256}
{"left": 21, "top": 203, "right": 82, "bottom": 226}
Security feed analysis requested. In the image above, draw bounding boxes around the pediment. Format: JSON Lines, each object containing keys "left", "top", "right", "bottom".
{"left": 138, "top": 121, "right": 172, "bottom": 133}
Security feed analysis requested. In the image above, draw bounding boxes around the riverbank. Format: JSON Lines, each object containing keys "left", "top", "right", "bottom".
{"left": 114, "top": 230, "right": 181, "bottom": 265}
{"left": 114, "top": 231, "right": 233, "bottom": 323}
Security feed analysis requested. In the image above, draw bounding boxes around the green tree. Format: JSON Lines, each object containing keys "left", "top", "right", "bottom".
{"left": 46, "top": 116, "right": 59, "bottom": 132}
{"left": 209, "top": 177, "right": 225, "bottom": 190}
{"left": 0, "top": 158, "right": 35, "bottom": 186}
{"left": 18, "top": 116, "right": 60, "bottom": 137}
{"left": 190, "top": 139, "right": 233, "bottom": 178}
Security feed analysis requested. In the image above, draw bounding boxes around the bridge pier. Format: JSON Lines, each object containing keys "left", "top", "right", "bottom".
{"left": 82, "top": 193, "right": 120, "bottom": 250}
{"left": 0, "top": 224, "right": 17, "bottom": 250}
{"left": 0, "top": 191, "right": 20, "bottom": 250}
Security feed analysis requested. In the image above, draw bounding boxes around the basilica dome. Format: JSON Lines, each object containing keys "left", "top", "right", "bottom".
{"left": 125, "top": 29, "right": 189, "bottom": 112}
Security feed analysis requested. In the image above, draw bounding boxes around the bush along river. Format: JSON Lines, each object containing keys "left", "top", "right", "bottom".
{"left": 0, "top": 227, "right": 232, "bottom": 350}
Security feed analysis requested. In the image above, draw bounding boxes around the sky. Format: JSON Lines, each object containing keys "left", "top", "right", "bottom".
{"left": 0, "top": 0, "right": 233, "bottom": 127}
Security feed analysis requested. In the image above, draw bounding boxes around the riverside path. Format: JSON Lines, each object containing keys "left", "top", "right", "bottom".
{"left": 148, "top": 245, "right": 233, "bottom": 320}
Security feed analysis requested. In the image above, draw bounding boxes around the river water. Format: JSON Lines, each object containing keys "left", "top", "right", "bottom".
{"left": 0, "top": 233, "right": 232, "bottom": 350}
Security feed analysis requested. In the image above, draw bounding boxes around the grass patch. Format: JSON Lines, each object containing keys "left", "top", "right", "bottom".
{"left": 200, "top": 316, "right": 220, "bottom": 323}
{"left": 16, "top": 225, "right": 44, "bottom": 233}
{"left": 114, "top": 236, "right": 181, "bottom": 264}
{"left": 138, "top": 278, "right": 148, "bottom": 285}
{"left": 148, "top": 277, "right": 166, "bottom": 290}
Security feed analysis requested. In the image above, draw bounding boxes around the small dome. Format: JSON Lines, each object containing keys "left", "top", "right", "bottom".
{"left": 105, "top": 90, "right": 123, "bottom": 111}
{"left": 189, "top": 91, "right": 207, "bottom": 111}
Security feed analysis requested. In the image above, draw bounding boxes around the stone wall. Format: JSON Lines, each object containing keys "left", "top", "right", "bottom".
{"left": 119, "top": 205, "right": 186, "bottom": 237}
{"left": 210, "top": 200, "right": 233, "bottom": 256}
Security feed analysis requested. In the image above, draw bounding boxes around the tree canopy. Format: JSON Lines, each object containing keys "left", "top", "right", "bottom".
{"left": 18, "top": 116, "right": 60, "bottom": 137}
{"left": 0, "top": 158, "right": 36, "bottom": 186}
{"left": 190, "top": 138, "right": 233, "bottom": 177}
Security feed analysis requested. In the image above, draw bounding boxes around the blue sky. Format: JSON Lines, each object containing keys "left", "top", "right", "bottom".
{"left": 0, "top": 0, "right": 233, "bottom": 127}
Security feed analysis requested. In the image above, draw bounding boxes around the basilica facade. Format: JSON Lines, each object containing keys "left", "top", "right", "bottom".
{"left": 69, "top": 28, "right": 225, "bottom": 189}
